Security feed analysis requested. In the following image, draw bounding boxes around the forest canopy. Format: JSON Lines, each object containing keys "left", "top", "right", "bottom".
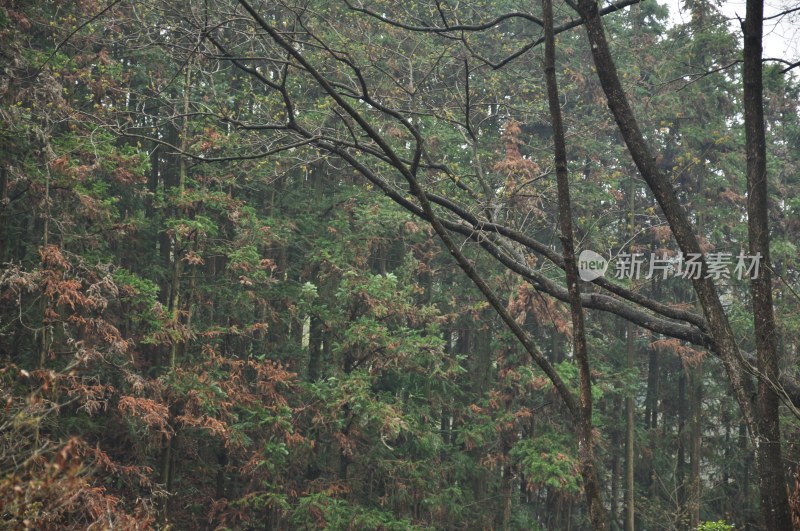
{"left": 1, "top": 0, "right": 799, "bottom": 529}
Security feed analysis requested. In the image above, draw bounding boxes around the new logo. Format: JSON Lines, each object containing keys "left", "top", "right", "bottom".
{"left": 578, "top": 250, "right": 608, "bottom": 282}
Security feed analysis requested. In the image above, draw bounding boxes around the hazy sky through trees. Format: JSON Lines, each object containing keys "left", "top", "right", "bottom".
{"left": 666, "top": 0, "right": 800, "bottom": 66}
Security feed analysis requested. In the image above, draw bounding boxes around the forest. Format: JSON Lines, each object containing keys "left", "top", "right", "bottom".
{"left": 1, "top": 0, "right": 799, "bottom": 529}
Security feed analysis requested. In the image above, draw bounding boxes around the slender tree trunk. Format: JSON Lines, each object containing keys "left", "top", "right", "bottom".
{"left": 499, "top": 462, "right": 513, "bottom": 530}
{"left": 689, "top": 367, "right": 702, "bottom": 528}
{"left": 472, "top": 309, "right": 493, "bottom": 396}
{"left": 625, "top": 322, "right": 635, "bottom": 531}
{"left": 610, "top": 416, "right": 620, "bottom": 525}
{"left": 645, "top": 346, "right": 659, "bottom": 430}
{"left": 642, "top": 343, "right": 660, "bottom": 501}
{"left": 38, "top": 156, "right": 53, "bottom": 371}
{"left": 307, "top": 315, "right": 322, "bottom": 381}
{"left": 542, "top": 0, "right": 606, "bottom": 526}
{"left": 742, "top": 0, "right": 792, "bottom": 527}
{"left": 677, "top": 370, "right": 687, "bottom": 516}
{"left": 624, "top": 176, "right": 636, "bottom": 531}
{"left": 0, "top": 164, "right": 8, "bottom": 263}
{"left": 739, "top": 421, "right": 754, "bottom": 527}
{"left": 158, "top": 430, "right": 176, "bottom": 525}
{"left": 216, "top": 448, "right": 227, "bottom": 499}
{"left": 551, "top": 330, "right": 564, "bottom": 364}
{"left": 159, "top": 59, "right": 194, "bottom": 525}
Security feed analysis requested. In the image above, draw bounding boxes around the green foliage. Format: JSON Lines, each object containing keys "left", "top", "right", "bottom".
{"left": 511, "top": 433, "right": 582, "bottom": 494}
{"left": 2, "top": 0, "right": 799, "bottom": 529}
{"left": 697, "top": 520, "right": 735, "bottom": 531}
{"left": 291, "top": 493, "right": 425, "bottom": 530}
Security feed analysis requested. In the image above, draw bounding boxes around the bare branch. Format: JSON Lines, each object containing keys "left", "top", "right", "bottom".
{"left": 342, "top": 1, "right": 543, "bottom": 32}
{"left": 764, "top": 6, "right": 800, "bottom": 20}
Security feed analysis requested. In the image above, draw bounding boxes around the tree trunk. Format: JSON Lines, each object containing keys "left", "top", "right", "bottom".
{"left": 624, "top": 176, "right": 636, "bottom": 531}
{"left": 0, "top": 164, "right": 8, "bottom": 263}
{"left": 573, "top": 0, "right": 791, "bottom": 526}
{"left": 625, "top": 322, "right": 635, "bottom": 531}
{"left": 645, "top": 346, "right": 659, "bottom": 430}
{"left": 307, "top": 315, "right": 322, "bottom": 381}
{"left": 677, "top": 370, "right": 687, "bottom": 515}
{"left": 742, "top": 0, "right": 792, "bottom": 527}
{"left": 610, "top": 416, "right": 620, "bottom": 525}
{"left": 542, "top": 0, "right": 607, "bottom": 526}
{"left": 689, "top": 367, "right": 702, "bottom": 528}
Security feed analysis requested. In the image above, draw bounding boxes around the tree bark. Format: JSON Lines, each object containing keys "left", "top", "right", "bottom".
{"left": 742, "top": 0, "right": 792, "bottom": 527}
{"left": 689, "top": 368, "right": 702, "bottom": 528}
{"left": 307, "top": 315, "right": 322, "bottom": 381}
{"left": 677, "top": 370, "right": 687, "bottom": 514}
{"left": 572, "top": 0, "right": 793, "bottom": 526}
{"left": 625, "top": 322, "right": 635, "bottom": 531}
{"left": 573, "top": 0, "right": 755, "bottom": 434}
{"left": 0, "top": 164, "right": 8, "bottom": 263}
{"left": 624, "top": 174, "right": 636, "bottom": 531}
{"left": 542, "top": 0, "right": 607, "bottom": 526}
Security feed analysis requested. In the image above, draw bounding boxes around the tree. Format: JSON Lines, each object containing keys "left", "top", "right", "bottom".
{"left": 166, "top": 0, "right": 797, "bottom": 526}
{"left": 3, "top": 0, "right": 800, "bottom": 527}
